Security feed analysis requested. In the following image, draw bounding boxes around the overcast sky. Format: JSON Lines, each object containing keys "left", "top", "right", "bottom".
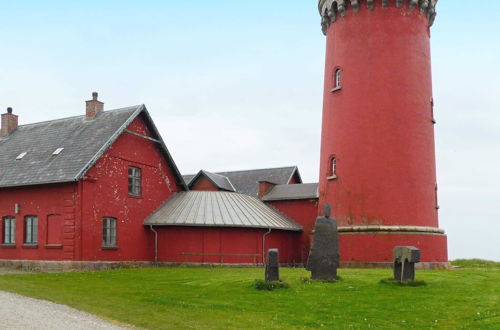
{"left": 1, "top": 1, "right": 499, "bottom": 261}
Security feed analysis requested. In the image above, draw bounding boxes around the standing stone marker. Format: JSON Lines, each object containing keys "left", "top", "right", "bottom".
{"left": 265, "top": 249, "right": 280, "bottom": 282}
{"left": 393, "top": 246, "right": 420, "bottom": 282}
{"left": 306, "top": 204, "right": 339, "bottom": 280}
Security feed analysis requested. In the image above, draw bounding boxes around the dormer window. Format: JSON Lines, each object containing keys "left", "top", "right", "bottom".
{"left": 52, "top": 148, "right": 64, "bottom": 156}
{"left": 16, "top": 152, "right": 27, "bottom": 160}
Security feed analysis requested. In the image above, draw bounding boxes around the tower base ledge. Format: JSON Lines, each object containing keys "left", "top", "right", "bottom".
{"left": 340, "top": 261, "right": 452, "bottom": 270}
{"left": 339, "top": 231, "right": 448, "bottom": 263}
{"left": 339, "top": 225, "right": 445, "bottom": 235}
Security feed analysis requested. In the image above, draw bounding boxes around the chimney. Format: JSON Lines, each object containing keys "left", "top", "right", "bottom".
{"left": 258, "top": 180, "right": 277, "bottom": 198}
{"left": 85, "top": 92, "right": 104, "bottom": 119}
{"left": 0, "top": 107, "right": 19, "bottom": 137}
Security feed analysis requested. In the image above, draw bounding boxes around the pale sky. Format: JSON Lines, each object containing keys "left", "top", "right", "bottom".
{"left": 1, "top": 1, "right": 499, "bottom": 261}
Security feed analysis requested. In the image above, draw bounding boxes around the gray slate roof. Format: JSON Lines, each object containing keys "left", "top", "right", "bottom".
{"left": 0, "top": 106, "right": 187, "bottom": 189}
{"left": 145, "top": 191, "right": 302, "bottom": 231}
{"left": 183, "top": 166, "right": 301, "bottom": 196}
{"left": 188, "top": 170, "right": 235, "bottom": 192}
{"left": 262, "top": 183, "right": 319, "bottom": 201}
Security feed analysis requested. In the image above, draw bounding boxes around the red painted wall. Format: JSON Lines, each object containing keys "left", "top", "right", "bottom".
{"left": 80, "top": 115, "right": 183, "bottom": 261}
{"left": 318, "top": 5, "right": 447, "bottom": 261}
{"left": 155, "top": 226, "right": 301, "bottom": 264}
{"left": 266, "top": 199, "right": 318, "bottom": 263}
{"left": 0, "top": 183, "right": 80, "bottom": 261}
{"left": 0, "top": 114, "right": 184, "bottom": 262}
{"left": 190, "top": 177, "right": 221, "bottom": 191}
{"left": 340, "top": 233, "right": 448, "bottom": 263}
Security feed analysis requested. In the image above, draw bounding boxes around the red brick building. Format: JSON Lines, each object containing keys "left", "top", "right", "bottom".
{"left": 0, "top": 95, "right": 313, "bottom": 266}
{"left": 0, "top": 1, "right": 449, "bottom": 269}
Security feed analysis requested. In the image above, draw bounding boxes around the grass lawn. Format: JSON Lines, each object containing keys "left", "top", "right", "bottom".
{"left": 0, "top": 261, "right": 498, "bottom": 329}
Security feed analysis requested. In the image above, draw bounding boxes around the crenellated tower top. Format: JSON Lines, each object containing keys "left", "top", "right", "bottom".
{"left": 318, "top": 0, "right": 438, "bottom": 35}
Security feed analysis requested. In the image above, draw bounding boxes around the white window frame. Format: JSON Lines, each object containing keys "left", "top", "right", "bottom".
{"left": 3, "top": 217, "right": 15, "bottom": 245}
{"left": 24, "top": 216, "right": 38, "bottom": 245}
{"left": 335, "top": 69, "right": 341, "bottom": 88}
{"left": 102, "top": 217, "right": 117, "bottom": 248}
{"left": 128, "top": 166, "right": 142, "bottom": 196}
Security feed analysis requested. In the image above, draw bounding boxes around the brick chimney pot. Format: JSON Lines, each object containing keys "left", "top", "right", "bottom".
{"left": 1, "top": 107, "right": 19, "bottom": 136}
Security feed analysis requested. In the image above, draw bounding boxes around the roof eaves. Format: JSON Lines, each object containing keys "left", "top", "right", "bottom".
{"left": 0, "top": 179, "right": 79, "bottom": 189}
{"left": 262, "top": 195, "right": 319, "bottom": 202}
{"left": 143, "top": 222, "right": 302, "bottom": 232}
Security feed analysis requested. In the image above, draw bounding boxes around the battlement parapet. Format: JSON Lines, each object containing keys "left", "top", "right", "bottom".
{"left": 319, "top": 0, "right": 438, "bottom": 34}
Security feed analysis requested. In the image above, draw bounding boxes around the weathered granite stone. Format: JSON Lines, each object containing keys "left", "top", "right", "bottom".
{"left": 393, "top": 246, "right": 420, "bottom": 282}
{"left": 265, "top": 249, "right": 279, "bottom": 282}
{"left": 306, "top": 204, "right": 339, "bottom": 280}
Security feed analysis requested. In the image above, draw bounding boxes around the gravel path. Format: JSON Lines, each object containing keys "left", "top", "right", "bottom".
{"left": 0, "top": 291, "right": 129, "bottom": 330}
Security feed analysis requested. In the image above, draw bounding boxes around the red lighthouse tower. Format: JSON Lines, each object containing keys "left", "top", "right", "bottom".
{"left": 317, "top": 0, "right": 448, "bottom": 268}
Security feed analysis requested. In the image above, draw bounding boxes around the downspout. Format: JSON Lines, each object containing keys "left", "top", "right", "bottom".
{"left": 262, "top": 228, "right": 272, "bottom": 266}
{"left": 149, "top": 225, "right": 158, "bottom": 265}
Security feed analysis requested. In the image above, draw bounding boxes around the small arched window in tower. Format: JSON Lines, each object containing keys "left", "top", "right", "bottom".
{"left": 435, "top": 184, "right": 440, "bottom": 210}
{"left": 327, "top": 156, "right": 337, "bottom": 180}
{"left": 331, "top": 68, "right": 342, "bottom": 92}
{"left": 431, "top": 97, "right": 436, "bottom": 124}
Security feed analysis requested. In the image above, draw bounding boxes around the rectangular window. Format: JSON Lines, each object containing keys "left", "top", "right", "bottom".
{"left": 3, "top": 217, "right": 15, "bottom": 245}
{"left": 24, "top": 216, "right": 38, "bottom": 245}
{"left": 102, "top": 217, "right": 117, "bottom": 248}
{"left": 128, "top": 166, "right": 142, "bottom": 196}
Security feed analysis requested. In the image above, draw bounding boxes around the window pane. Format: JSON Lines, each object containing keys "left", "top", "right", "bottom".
{"left": 26, "top": 218, "right": 32, "bottom": 243}
{"left": 103, "top": 218, "right": 117, "bottom": 247}
{"left": 128, "top": 167, "right": 142, "bottom": 196}
{"left": 33, "top": 217, "right": 38, "bottom": 244}
{"left": 3, "top": 218, "right": 15, "bottom": 244}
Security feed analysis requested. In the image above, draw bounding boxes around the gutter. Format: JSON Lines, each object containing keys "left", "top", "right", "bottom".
{"left": 262, "top": 228, "right": 272, "bottom": 266}
{"left": 149, "top": 225, "right": 158, "bottom": 264}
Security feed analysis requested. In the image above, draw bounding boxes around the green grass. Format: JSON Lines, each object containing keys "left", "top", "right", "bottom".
{"left": 451, "top": 259, "right": 500, "bottom": 269}
{"left": 0, "top": 264, "right": 499, "bottom": 329}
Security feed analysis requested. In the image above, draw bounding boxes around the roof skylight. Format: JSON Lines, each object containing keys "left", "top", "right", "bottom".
{"left": 52, "top": 148, "right": 64, "bottom": 156}
{"left": 16, "top": 152, "right": 27, "bottom": 160}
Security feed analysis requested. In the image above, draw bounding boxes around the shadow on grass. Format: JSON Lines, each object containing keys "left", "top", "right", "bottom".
{"left": 300, "top": 276, "right": 343, "bottom": 284}
{"left": 253, "top": 279, "right": 290, "bottom": 291}
{"left": 379, "top": 278, "right": 427, "bottom": 287}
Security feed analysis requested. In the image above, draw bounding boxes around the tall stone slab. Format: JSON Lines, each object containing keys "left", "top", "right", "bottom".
{"left": 265, "top": 249, "right": 279, "bottom": 282}
{"left": 306, "top": 204, "right": 339, "bottom": 280}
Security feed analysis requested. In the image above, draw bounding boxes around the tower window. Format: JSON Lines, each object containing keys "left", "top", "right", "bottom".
{"left": 335, "top": 69, "right": 341, "bottom": 87}
{"left": 435, "top": 184, "right": 440, "bottom": 210}
{"left": 431, "top": 97, "right": 436, "bottom": 124}
{"left": 331, "top": 68, "right": 342, "bottom": 92}
{"left": 327, "top": 156, "right": 337, "bottom": 180}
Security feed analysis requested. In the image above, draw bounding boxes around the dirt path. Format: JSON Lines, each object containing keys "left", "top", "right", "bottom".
{"left": 0, "top": 290, "right": 129, "bottom": 329}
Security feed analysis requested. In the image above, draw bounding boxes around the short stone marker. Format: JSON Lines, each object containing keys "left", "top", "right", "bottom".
{"left": 306, "top": 204, "right": 339, "bottom": 280}
{"left": 265, "top": 249, "right": 280, "bottom": 282}
{"left": 393, "top": 246, "right": 420, "bottom": 282}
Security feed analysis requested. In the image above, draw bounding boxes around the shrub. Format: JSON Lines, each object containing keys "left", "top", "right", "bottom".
{"left": 253, "top": 279, "right": 290, "bottom": 291}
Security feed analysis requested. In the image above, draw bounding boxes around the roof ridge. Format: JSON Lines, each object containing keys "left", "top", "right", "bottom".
{"left": 16, "top": 105, "right": 143, "bottom": 128}
{"left": 215, "top": 165, "right": 298, "bottom": 174}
